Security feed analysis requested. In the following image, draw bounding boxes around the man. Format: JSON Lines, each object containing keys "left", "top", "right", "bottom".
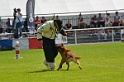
{"left": 97, "top": 13, "right": 105, "bottom": 27}
{"left": 16, "top": 8, "right": 23, "bottom": 38}
{"left": 13, "top": 8, "right": 23, "bottom": 38}
{"left": 77, "top": 14, "right": 86, "bottom": 29}
{"left": 37, "top": 19, "right": 67, "bottom": 70}
{"left": 90, "top": 15, "right": 97, "bottom": 28}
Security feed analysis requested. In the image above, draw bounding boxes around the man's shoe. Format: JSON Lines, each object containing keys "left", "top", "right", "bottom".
{"left": 47, "top": 62, "right": 56, "bottom": 70}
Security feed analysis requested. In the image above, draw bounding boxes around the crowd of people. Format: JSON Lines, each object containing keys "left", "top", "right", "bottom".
{"left": 76, "top": 11, "right": 124, "bottom": 29}
{"left": 0, "top": 10, "right": 124, "bottom": 40}
{"left": 73, "top": 11, "right": 124, "bottom": 41}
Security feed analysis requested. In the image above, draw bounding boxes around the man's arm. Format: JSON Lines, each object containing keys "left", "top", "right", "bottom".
{"left": 37, "top": 26, "right": 44, "bottom": 43}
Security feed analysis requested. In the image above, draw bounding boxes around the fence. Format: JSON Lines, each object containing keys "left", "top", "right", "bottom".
{"left": 66, "top": 26, "right": 124, "bottom": 44}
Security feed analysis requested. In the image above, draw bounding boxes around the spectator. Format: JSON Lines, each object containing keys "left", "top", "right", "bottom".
{"left": 34, "top": 16, "right": 41, "bottom": 31}
{"left": 77, "top": 13, "right": 86, "bottom": 29}
{"left": 97, "top": 13, "right": 105, "bottom": 27}
{"left": 90, "top": 15, "right": 97, "bottom": 28}
{"left": 15, "top": 8, "right": 23, "bottom": 38}
{"left": 111, "top": 12, "right": 121, "bottom": 36}
{"left": 1, "top": 28, "right": 8, "bottom": 39}
{"left": 114, "top": 11, "right": 120, "bottom": 23}
{"left": 105, "top": 18, "right": 113, "bottom": 36}
{"left": 41, "top": 16, "right": 47, "bottom": 24}
{"left": 112, "top": 12, "right": 120, "bottom": 32}
{"left": 6, "top": 18, "right": 13, "bottom": 33}
{"left": 65, "top": 20, "right": 72, "bottom": 30}
{"left": 104, "top": 12, "right": 110, "bottom": 21}
{"left": 105, "top": 18, "right": 112, "bottom": 27}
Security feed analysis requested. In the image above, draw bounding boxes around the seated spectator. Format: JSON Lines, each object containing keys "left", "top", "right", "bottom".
{"left": 1, "top": 28, "right": 9, "bottom": 39}
{"left": 6, "top": 18, "right": 13, "bottom": 33}
{"left": 90, "top": 15, "right": 97, "bottom": 28}
{"left": 114, "top": 11, "right": 120, "bottom": 23}
{"left": 34, "top": 16, "right": 41, "bottom": 31}
{"left": 105, "top": 18, "right": 112, "bottom": 27}
{"left": 112, "top": 18, "right": 120, "bottom": 33}
{"left": 97, "top": 13, "right": 105, "bottom": 27}
{"left": 105, "top": 18, "right": 113, "bottom": 36}
{"left": 104, "top": 12, "right": 110, "bottom": 21}
{"left": 65, "top": 20, "right": 72, "bottom": 30}
{"left": 77, "top": 13, "right": 86, "bottom": 29}
{"left": 41, "top": 16, "right": 47, "bottom": 24}
{"left": 113, "top": 12, "right": 120, "bottom": 31}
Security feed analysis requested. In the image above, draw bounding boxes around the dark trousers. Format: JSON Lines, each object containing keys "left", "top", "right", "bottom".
{"left": 42, "top": 37, "right": 58, "bottom": 62}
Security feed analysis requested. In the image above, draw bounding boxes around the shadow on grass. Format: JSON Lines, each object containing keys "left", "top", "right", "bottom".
{"left": 28, "top": 69, "right": 70, "bottom": 73}
{"left": 28, "top": 69, "right": 51, "bottom": 73}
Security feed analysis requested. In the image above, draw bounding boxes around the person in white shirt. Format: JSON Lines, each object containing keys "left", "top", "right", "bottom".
{"left": 15, "top": 8, "right": 23, "bottom": 38}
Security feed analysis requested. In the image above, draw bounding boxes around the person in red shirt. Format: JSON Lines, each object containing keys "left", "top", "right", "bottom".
{"left": 34, "top": 16, "right": 41, "bottom": 31}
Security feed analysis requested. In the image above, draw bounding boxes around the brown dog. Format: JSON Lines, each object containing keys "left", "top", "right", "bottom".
{"left": 57, "top": 44, "right": 82, "bottom": 70}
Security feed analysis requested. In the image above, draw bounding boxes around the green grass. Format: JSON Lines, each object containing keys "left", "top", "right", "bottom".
{"left": 0, "top": 42, "right": 124, "bottom": 82}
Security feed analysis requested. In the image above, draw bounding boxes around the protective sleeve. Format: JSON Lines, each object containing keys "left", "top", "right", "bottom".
{"left": 37, "top": 26, "right": 43, "bottom": 41}
{"left": 59, "top": 28, "right": 66, "bottom": 36}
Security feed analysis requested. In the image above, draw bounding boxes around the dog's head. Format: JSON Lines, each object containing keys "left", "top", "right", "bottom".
{"left": 57, "top": 44, "right": 67, "bottom": 52}
{"left": 54, "top": 20, "right": 66, "bottom": 36}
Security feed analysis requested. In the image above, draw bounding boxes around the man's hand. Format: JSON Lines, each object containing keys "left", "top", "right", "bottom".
{"left": 40, "top": 40, "right": 43, "bottom": 44}
{"left": 38, "top": 39, "right": 43, "bottom": 44}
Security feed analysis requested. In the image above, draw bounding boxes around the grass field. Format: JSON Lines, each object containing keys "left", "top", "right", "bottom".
{"left": 0, "top": 42, "right": 124, "bottom": 82}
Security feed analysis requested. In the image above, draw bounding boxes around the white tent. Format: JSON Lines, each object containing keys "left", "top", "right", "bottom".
{"left": 0, "top": 0, "right": 124, "bottom": 17}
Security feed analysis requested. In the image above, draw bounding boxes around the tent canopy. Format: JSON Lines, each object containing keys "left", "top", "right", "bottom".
{"left": 0, "top": 0, "right": 124, "bottom": 17}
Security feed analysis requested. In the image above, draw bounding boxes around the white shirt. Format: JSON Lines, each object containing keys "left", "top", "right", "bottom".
{"left": 16, "top": 13, "right": 23, "bottom": 22}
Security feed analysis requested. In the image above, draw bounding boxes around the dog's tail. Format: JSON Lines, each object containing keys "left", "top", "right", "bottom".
{"left": 75, "top": 56, "right": 81, "bottom": 59}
